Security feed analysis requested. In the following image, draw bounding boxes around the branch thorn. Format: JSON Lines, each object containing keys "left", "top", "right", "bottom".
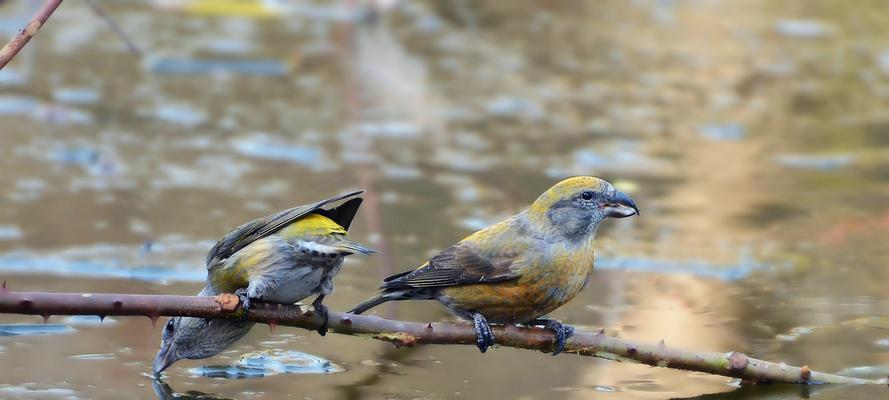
{"left": 148, "top": 313, "right": 159, "bottom": 327}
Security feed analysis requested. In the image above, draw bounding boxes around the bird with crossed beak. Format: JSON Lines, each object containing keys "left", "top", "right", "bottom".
{"left": 154, "top": 191, "right": 374, "bottom": 375}
{"left": 349, "top": 176, "right": 638, "bottom": 354}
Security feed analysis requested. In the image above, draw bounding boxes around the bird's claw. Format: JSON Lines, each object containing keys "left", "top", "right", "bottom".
{"left": 234, "top": 288, "right": 253, "bottom": 321}
{"left": 471, "top": 312, "right": 495, "bottom": 353}
{"left": 531, "top": 319, "right": 574, "bottom": 355}
{"left": 312, "top": 296, "right": 329, "bottom": 336}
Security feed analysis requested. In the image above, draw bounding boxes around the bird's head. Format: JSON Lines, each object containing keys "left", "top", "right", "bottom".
{"left": 154, "top": 317, "right": 196, "bottom": 376}
{"left": 527, "top": 176, "right": 639, "bottom": 241}
{"left": 153, "top": 316, "right": 250, "bottom": 376}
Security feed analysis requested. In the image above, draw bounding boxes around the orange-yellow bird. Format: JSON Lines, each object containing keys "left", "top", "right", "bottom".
{"left": 349, "top": 176, "right": 638, "bottom": 354}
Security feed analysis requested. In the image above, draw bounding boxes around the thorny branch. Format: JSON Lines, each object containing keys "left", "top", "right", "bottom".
{"left": 0, "top": 0, "right": 64, "bottom": 70}
{"left": 0, "top": 286, "right": 885, "bottom": 386}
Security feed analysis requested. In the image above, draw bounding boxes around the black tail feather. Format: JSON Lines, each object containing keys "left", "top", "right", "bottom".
{"left": 348, "top": 288, "right": 437, "bottom": 315}
{"left": 348, "top": 293, "right": 391, "bottom": 315}
{"left": 322, "top": 197, "right": 363, "bottom": 230}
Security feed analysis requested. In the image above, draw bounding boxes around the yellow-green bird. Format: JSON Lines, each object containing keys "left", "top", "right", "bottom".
{"left": 349, "top": 177, "right": 638, "bottom": 354}
{"left": 154, "top": 191, "right": 374, "bottom": 375}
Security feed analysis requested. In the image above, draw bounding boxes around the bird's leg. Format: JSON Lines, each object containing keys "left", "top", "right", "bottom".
{"left": 528, "top": 318, "right": 574, "bottom": 355}
{"left": 234, "top": 287, "right": 253, "bottom": 321}
{"left": 311, "top": 294, "right": 329, "bottom": 336}
{"left": 470, "top": 312, "right": 495, "bottom": 353}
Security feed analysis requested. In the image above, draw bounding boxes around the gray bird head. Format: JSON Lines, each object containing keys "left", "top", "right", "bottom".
{"left": 530, "top": 176, "right": 639, "bottom": 241}
{"left": 153, "top": 316, "right": 253, "bottom": 376}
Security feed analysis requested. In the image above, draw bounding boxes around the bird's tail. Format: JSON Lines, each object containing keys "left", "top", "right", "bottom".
{"left": 349, "top": 289, "right": 435, "bottom": 314}
{"left": 350, "top": 286, "right": 436, "bottom": 315}
{"left": 348, "top": 293, "right": 390, "bottom": 315}
{"left": 336, "top": 238, "right": 376, "bottom": 255}
{"left": 349, "top": 290, "right": 420, "bottom": 314}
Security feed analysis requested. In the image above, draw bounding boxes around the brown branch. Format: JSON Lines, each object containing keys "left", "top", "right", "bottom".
{"left": 0, "top": 0, "right": 64, "bottom": 70}
{"left": 0, "top": 286, "right": 885, "bottom": 386}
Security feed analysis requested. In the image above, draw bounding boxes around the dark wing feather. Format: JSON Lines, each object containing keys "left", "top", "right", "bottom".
{"left": 315, "top": 197, "right": 363, "bottom": 230}
{"left": 206, "top": 190, "right": 363, "bottom": 267}
{"left": 381, "top": 244, "right": 520, "bottom": 290}
{"left": 382, "top": 269, "right": 413, "bottom": 283}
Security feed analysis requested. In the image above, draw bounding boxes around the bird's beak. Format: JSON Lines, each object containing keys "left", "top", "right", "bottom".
{"left": 603, "top": 190, "right": 639, "bottom": 218}
{"left": 153, "top": 343, "right": 179, "bottom": 376}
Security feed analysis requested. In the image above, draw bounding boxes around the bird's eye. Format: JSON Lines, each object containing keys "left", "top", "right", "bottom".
{"left": 161, "top": 319, "right": 175, "bottom": 342}
{"left": 581, "top": 191, "right": 594, "bottom": 201}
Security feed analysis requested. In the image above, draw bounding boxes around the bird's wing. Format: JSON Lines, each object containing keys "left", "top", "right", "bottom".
{"left": 381, "top": 242, "right": 521, "bottom": 290}
{"left": 315, "top": 197, "right": 363, "bottom": 230}
{"left": 206, "top": 190, "right": 363, "bottom": 268}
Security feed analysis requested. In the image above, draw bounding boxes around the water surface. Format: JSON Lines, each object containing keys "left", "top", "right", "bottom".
{"left": 1, "top": 1, "right": 889, "bottom": 399}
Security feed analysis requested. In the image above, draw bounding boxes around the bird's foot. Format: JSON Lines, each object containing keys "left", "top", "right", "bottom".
{"left": 312, "top": 295, "right": 329, "bottom": 336}
{"left": 470, "top": 312, "right": 495, "bottom": 353}
{"left": 234, "top": 288, "right": 254, "bottom": 321}
{"left": 529, "top": 318, "right": 574, "bottom": 355}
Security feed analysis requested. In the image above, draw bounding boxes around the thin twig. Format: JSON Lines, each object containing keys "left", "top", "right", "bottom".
{"left": 0, "top": 287, "right": 884, "bottom": 385}
{"left": 0, "top": 0, "right": 64, "bottom": 70}
{"left": 84, "top": 0, "right": 142, "bottom": 57}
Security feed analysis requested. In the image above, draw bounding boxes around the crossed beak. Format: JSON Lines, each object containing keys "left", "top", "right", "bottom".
{"left": 604, "top": 190, "right": 639, "bottom": 218}
{"left": 153, "top": 343, "right": 179, "bottom": 376}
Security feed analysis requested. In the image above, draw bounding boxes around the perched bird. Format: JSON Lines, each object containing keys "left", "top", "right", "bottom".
{"left": 154, "top": 191, "right": 374, "bottom": 375}
{"left": 349, "top": 177, "right": 638, "bottom": 354}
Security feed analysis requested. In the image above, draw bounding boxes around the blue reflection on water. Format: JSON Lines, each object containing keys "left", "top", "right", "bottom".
{"left": 0, "top": 252, "right": 761, "bottom": 283}
{"left": 190, "top": 350, "right": 343, "bottom": 379}
{"left": 0, "top": 324, "right": 75, "bottom": 337}
{"left": 0, "top": 254, "right": 205, "bottom": 282}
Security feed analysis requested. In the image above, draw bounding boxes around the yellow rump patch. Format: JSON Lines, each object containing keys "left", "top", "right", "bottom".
{"left": 278, "top": 213, "right": 346, "bottom": 238}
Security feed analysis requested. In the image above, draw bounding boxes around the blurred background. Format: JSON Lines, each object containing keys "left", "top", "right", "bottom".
{"left": 1, "top": 0, "right": 889, "bottom": 399}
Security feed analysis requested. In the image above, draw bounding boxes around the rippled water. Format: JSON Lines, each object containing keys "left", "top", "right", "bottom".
{"left": 191, "top": 350, "right": 343, "bottom": 379}
{"left": 1, "top": 0, "right": 889, "bottom": 399}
